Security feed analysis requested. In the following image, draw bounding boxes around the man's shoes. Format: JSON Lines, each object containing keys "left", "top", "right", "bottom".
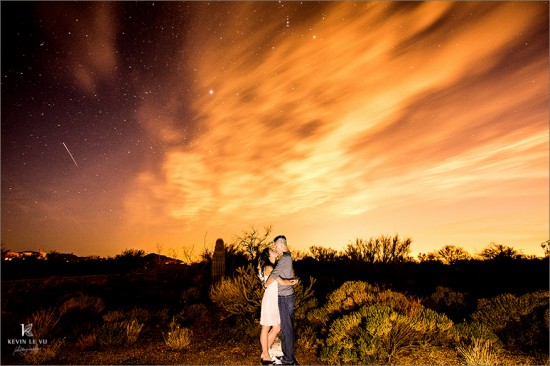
{"left": 280, "top": 360, "right": 299, "bottom": 365}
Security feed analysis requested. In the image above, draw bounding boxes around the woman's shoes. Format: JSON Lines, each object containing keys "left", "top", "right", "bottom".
{"left": 260, "top": 358, "right": 274, "bottom": 365}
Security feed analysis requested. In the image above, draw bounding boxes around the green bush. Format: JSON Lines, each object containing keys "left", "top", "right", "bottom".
{"left": 453, "top": 322, "right": 500, "bottom": 346}
{"left": 471, "top": 290, "right": 549, "bottom": 352}
{"left": 314, "top": 281, "right": 454, "bottom": 364}
{"left": 308, "top": 281, "right": 379, "bottom": 329}
{"left": 471, "top": 291, "right": 548, "bottom": 331}
{"left": 308, "top": 280, "right": 422, "bottom": 335}
{"left": 320, "top": 303, "right": 454, "bottom": 364}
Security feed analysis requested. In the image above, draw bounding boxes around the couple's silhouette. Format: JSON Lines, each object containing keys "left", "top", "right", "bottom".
{"left": 256, "top": 235, "right": 299, "bottom": 365}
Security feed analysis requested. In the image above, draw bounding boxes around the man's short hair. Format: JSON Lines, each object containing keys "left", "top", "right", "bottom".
{"left": 273, "top": 235, "right": 287, "bottom": 243}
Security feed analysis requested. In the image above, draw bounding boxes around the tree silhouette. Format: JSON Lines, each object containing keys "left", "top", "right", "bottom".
{"left": 479, "top": 242, "right": 522, "bottom": 260}
{"left": 309, "top": 245, "right": 339, "bottom": 261}
{"left": 234, "top": 225, "right": 272, "bottom": 260}
{"left": 343, "top": 234, "right": 412, "bottom": 264}
{"left": 437, "top": 245, "right": 471, "bottom": 265}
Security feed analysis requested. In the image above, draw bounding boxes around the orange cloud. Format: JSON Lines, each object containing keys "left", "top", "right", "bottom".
{"left": 121, "top": 2, "right": 548, "bottom": 254}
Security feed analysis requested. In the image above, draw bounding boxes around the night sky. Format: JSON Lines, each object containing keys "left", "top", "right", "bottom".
{"left": 1, "top": 1, "right": 548, "bottom": 259}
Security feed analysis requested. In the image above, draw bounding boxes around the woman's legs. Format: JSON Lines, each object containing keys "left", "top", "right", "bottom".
{"left": 260, "top": 325, "right": 271, "bottom": 360}
{"left": 261, "top": 324, "right": 281, "bottom": 360}
{"left": 267, "top": 324, "right": 281, "bottom": 349}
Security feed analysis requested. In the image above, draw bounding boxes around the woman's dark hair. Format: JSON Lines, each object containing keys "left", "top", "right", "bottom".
{"left": 256, "top": 247, "right": 275, "bottom": 280}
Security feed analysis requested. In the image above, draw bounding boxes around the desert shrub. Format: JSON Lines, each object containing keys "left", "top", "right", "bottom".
{"left": 427, "top": 286, "right": 465, "bottom": 309}
{"left": 471, "top": 290, "right": 549, "bottom": 352}
{"left": 127, "top": 307, "right": 150, "bottom": 324}
{"left": 209, "top": 264, "right": 263, "bottom": 321}
{"left": 125, "top": 319, "right": 144, "bottom": 345}
{"left": 164, "top": 318, "right": 192, "bottom": 350}
{"left": 453, "top": 322, "right": 500, "bottom": 346}
{"left": 293, "top": 277, "right": 318, "bottom": 321}
{"left": 29, "top": 307, "right": 60, "bottom": 339}
{"left": 297, "top": 324, "right": 322, "bottom": 352}
{"left": 97, "top": 321, "right": 127, "bottom": 347}
{"left": 320, "top": 303, "right": 454, "bottom": 364}
{"left": 59, "top": 294, "right": 104, "bottom": 316}
{"left": 308, "top": 281, "right": 379, "bottom": 329}
{"left": 425, "top": 286, "right": 469, "bottom": 322}
{"left": 96, "top": 312, "right": 144, "bottom": 347}
{"left": 23, "top": 338, "right": 65, "bottom": 365}
{"left": 76, "top": 333, "right": 97, "bottom": 350}
{"left": 456, "top": 338, "right": 498, "bottom": 365}
{"left": 308, "top": 280, "right": 421, "bottom": 336}
{"left": 57, "top": 294, "right": 104, "bottom": 340}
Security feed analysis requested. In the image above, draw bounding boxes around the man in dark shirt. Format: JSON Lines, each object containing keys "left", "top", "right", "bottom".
{"left": 265, "top": 235, "right": 298, "bottom": 365}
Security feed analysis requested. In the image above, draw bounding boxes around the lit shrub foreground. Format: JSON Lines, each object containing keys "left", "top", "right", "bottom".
{"left": 309, "top": 281, "right": 454, "bottom": 364}
{"left": 308, "top": 281, "right": 550, "bottom": 365}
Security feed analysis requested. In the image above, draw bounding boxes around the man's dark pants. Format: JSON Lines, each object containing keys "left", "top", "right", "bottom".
{"left": 278, "top": 293, "right": 296, "bottom": 364}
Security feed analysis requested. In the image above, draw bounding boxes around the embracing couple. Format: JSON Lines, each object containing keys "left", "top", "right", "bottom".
{"left": 257, "top": 235, "right": 300, "bottom": 365}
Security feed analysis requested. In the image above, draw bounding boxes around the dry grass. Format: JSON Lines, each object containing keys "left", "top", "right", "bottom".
{"left": 456, "top": 339, "right": 498, "bottom": 365}
{"left": 23, "top": 339, "right": 65, "bottom": 365}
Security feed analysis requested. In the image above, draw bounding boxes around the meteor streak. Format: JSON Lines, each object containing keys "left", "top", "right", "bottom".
{"left": 62, "top": 142, "right": 79, "bottom": 167}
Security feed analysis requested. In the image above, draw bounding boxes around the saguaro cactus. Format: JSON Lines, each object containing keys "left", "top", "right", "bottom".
{"left": 211, "top": 238, "right": 226, "bottom": 284}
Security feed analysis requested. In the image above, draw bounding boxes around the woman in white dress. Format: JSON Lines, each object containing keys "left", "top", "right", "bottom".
{"left": 257, "top": 247, "right": 297, "bottom": 364}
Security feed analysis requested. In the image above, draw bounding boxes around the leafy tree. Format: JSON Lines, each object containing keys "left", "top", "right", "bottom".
{"left": 437, "top": 245, "right": 471, "bottom": 265}
{"left": 479, "top": 242, "right": 522, "bottom": 260}
{"left": 343, "top": 234, "right": 412, "bottom": 264}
